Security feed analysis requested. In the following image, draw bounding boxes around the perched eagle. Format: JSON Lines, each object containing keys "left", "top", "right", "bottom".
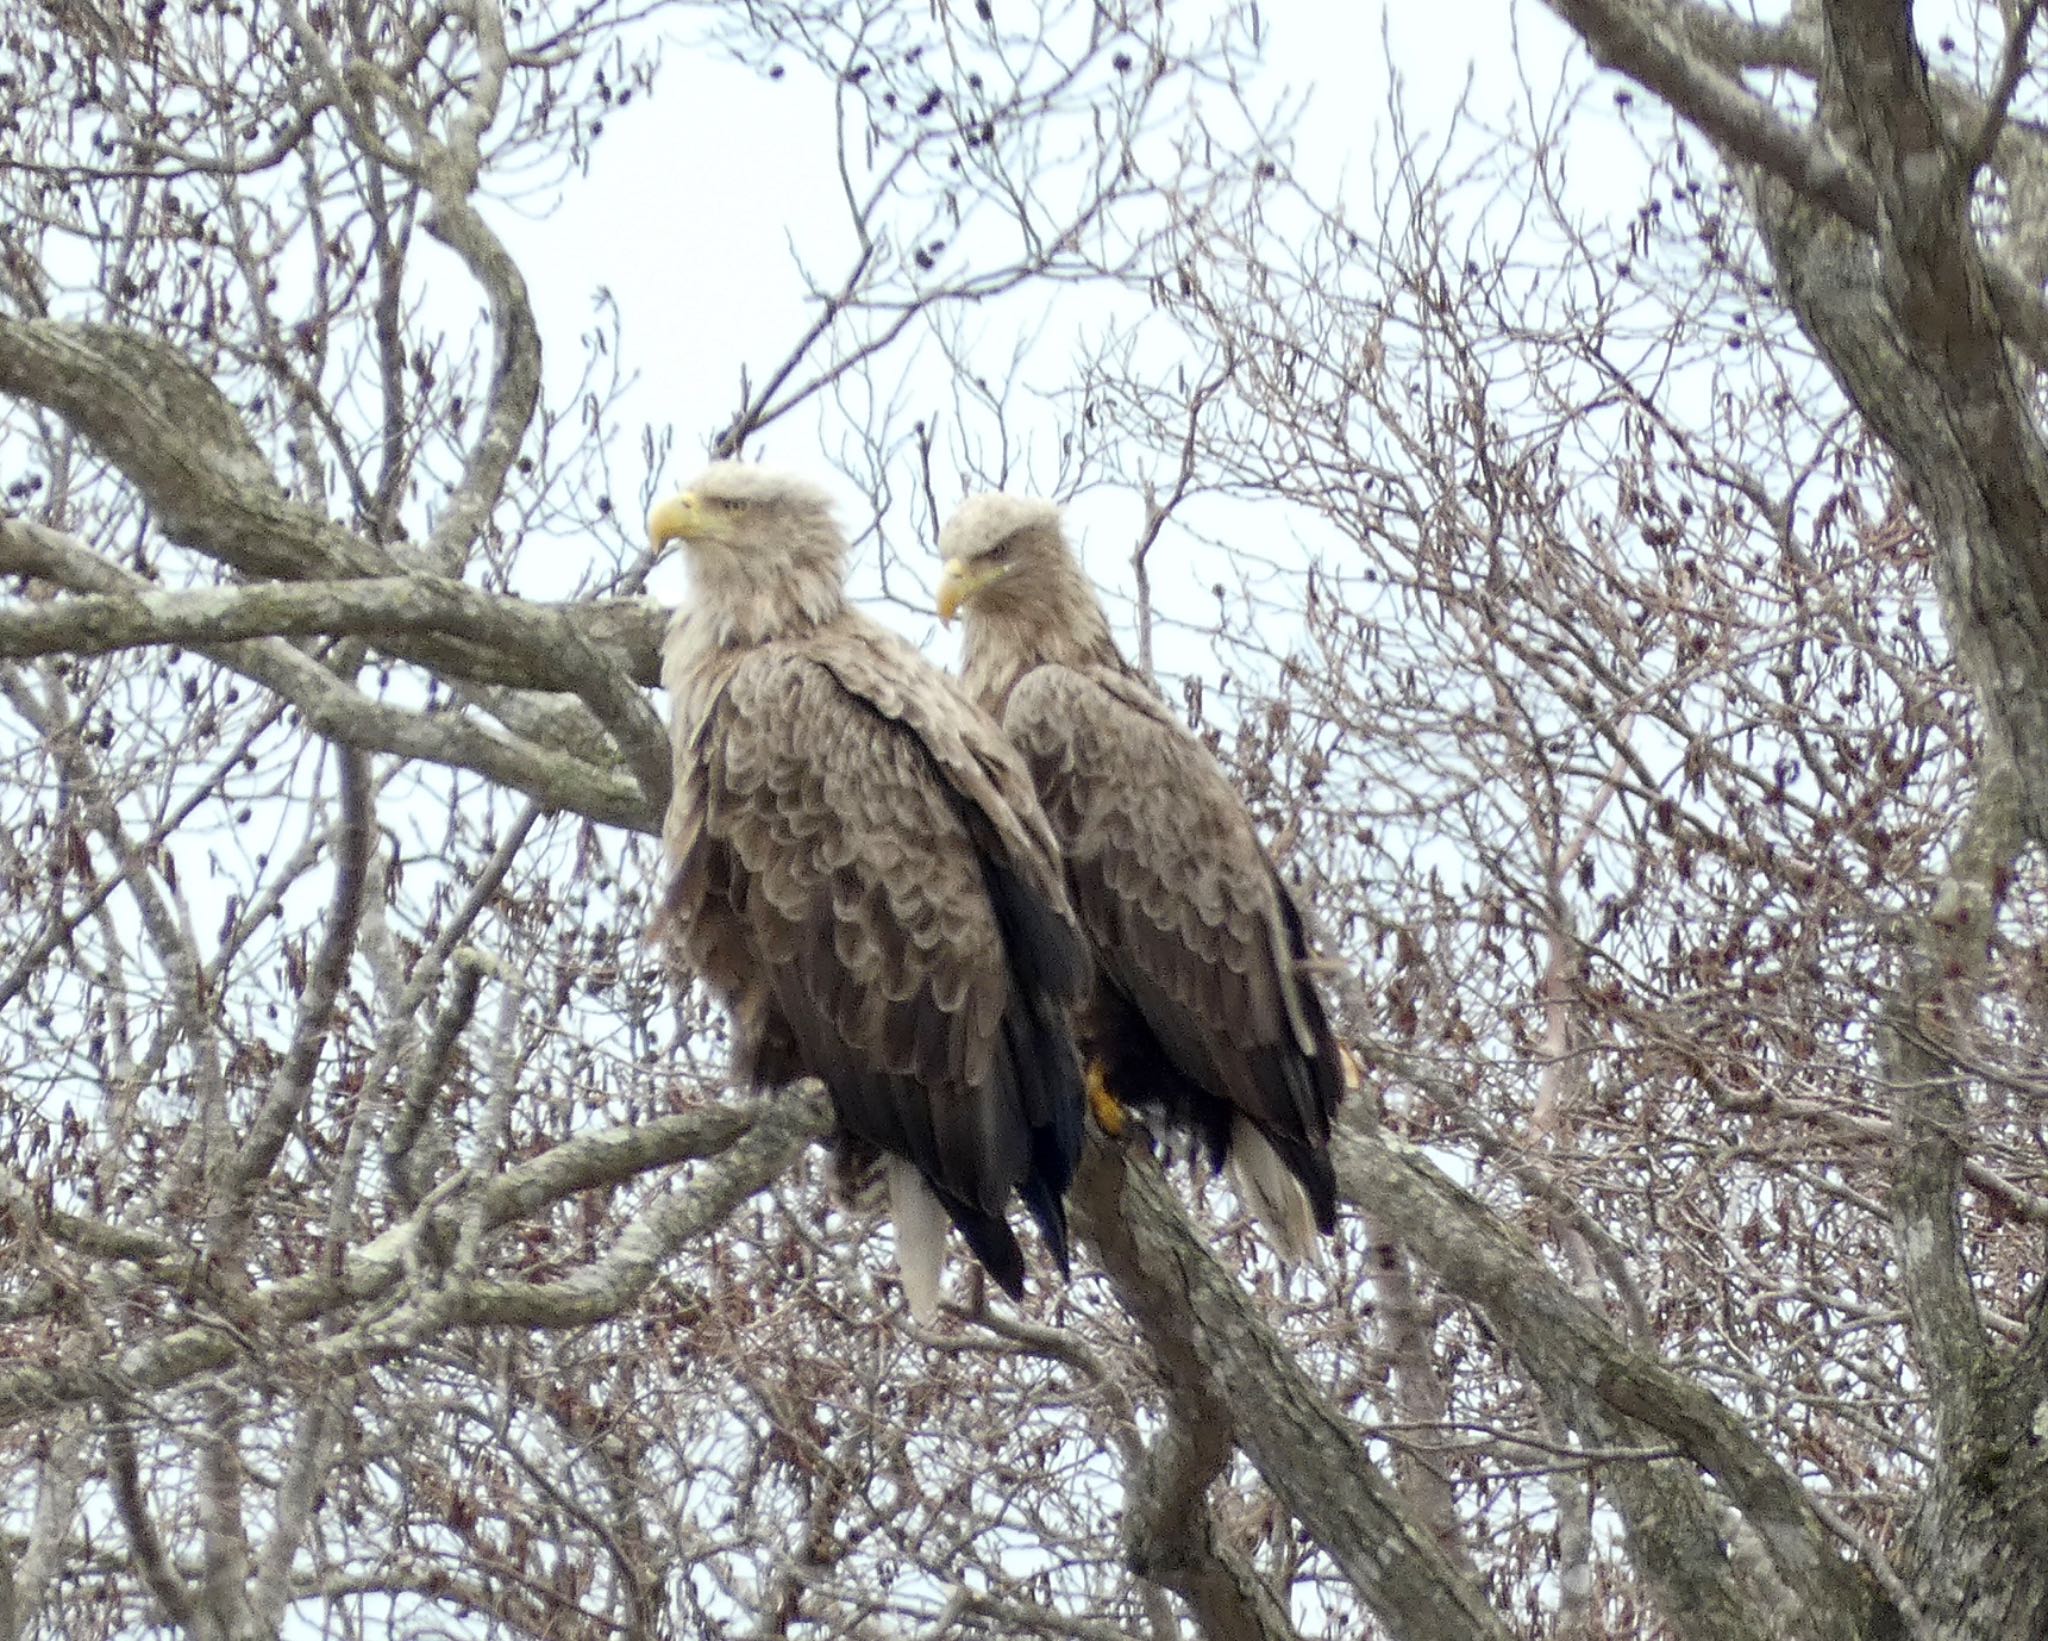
{"left": 649, "top": 464, "right": 1089, "bottom": 1320}
{"left": 936, "top": 495, "right": 1344, "bottom": 1258}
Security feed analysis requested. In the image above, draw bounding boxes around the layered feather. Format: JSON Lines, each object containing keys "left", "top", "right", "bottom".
{"left": 657, "top": 467, "right": 1087, "bottom": 1317}
{"left": 940, "top": 495, "right": 1345, "bottom": 1253}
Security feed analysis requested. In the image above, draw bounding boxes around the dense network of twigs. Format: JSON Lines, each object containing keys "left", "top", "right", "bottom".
{"left": 6, "top": 1, "right": 2048, "bottom": 1639}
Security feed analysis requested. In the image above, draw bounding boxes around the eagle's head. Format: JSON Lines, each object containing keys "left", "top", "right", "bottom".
{"left": 650, "top": 462, "right": 847, "bottom": 640}
{"left": 650, "top": 462, "right": 841, "bottom": 565}
{"left": 934, "top": 493, "right": 1067, "bottom": 625}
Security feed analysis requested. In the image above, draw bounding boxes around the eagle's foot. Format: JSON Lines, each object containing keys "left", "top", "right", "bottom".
{"left": 1085, "top": 1062, "right": 1128, "bottom": 1138}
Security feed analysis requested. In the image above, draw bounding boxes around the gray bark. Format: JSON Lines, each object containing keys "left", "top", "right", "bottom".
{"left": 1542, "top": 2, "right": 2048, "bottom": 1633}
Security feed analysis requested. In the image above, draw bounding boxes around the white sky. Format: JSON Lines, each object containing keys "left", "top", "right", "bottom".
{"left": 494, "top": 0, "right": 1630, "bottom": 647}
{"left": 0, "top": 9, "right": 1725, "bottom": 1634}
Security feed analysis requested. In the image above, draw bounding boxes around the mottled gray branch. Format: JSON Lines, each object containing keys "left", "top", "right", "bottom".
{"left": 1541, "top": 0, "right": 1880, "bottom": 223}
{"left": 1365, "top": 1224, "right": 1475, "bottom": 1576}
{"left": 0, "top": 520, "right": 652, "bottom": 828}
{"left": 438, "top": 1085, "right": 830, "bottom": 1331}
{"left": 0, "top": 320, "right": 384, "bottom": 578}
{"left": 233, "top": 749, "right": 375, "bottom": 1194}
{"left": 418, "top": 172, "right": 541, "bottom": 578}
{"left": 1335, "top": 1121, "right": 1895, "bottom": 1641}
{"left": 0, "top": 556, "right": 655, "bottom": 680}
{"left": 247, "top": 1391, "right": 338, "bottom": 1636}
{"left": 1540, "top": 0, "right": 2048, "bottom": 361}
{"left": 1071, "top": 1138, "right": 1512, "bottom": 1641}
{"left": 9, "top": 1414, "right": 86, "bottom": 1632}
{"left": 1875, "top": 742, "right": 2043, "bottom": 1636}
{"left": 0, "top": 323, "right": 638, "bottom": 700}
{"left": 384, "top": 954, "right": 488, "bottom": 1209}
{"left": 0, "top": 551, "right": 671, "bottom": 809}
{"left": 1956, "top": 0, "right": 2044, "bottom": 184}
{"left": 406, "top": 0, "right": 539, "bottom": 574}
{"left": 1121, "top": 1404, "right": 1299, "bottom": 1641}
{"left": 44, "top": 1213, "right": 179, "bottom": 1266}
{"left": 1883, "top": 755, "right": 2019, "bottom": 1428}
{"left": 0, "top": 1093, "right": 817, "bottom": 1427}
{"left": 1781, "top": 1, "right": 2048, "bottom": 852}
{"left": 104, "top": 1405, "right": 192, "bottom": 1625}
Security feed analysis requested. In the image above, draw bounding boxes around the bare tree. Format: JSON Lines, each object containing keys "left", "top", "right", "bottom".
{"left": 1053, "top": 2, "right": 2048, "bottom": 1634}
{"left": 3, "top": 0, "right": 2044, "bottom": 1638}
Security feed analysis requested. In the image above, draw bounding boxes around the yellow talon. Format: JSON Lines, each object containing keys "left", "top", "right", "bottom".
{"left": 1086, "top": 1063, "right": 1127, "bottom": 1137}
{"left": 1339, "top": 1042, "right": 1365, "bottom": 1096}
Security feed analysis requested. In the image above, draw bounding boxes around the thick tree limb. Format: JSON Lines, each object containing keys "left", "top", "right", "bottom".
{"left": 0, "top": 1092, "right": 824, "bottom": 1427}
{"left": 1877, "top": 745, "right": 2047, "bottom": 1633}
{"left": 1782, "top": 0, "right": 2048, "bottom": 851}
{"left": 0, "top": 520, "right": 653, "bottom": 828}
{"left": 1883, "top": 754, "right": 2019, "bottom": 1431}
{"left": 433, "top": 1087, "right": 830, "bottom": 1331}
{"left": 0, "top": 560, "right": 636, "bottom": 674}
{"left": 1540, "top": 0, "right": 2048, "bottom": 361}
{"left": 1070, "top": 1138, "right": 1513, "bottom": 1641}
{"left": 0, "top": 323, "right": 652, "bottom": 699}
{"left": 1334, "top": 1122, "right": 1897, "bottom": 1641}
{"left": 1524, "top": 13, "right": 2048, "bottom": 1615}
{"left": 0, "top": 320, "right": 386, "bottom": 578}
{"left": 1119, "top": 1361, "right": 1300, "bottom": 1641}
{"left": 0, "top": 566, "right": 671, "bottom": 808}
{"left": 1544, "top": 0, "right": 1880, "bottom": 226}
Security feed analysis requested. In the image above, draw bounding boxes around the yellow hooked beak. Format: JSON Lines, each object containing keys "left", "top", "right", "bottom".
{"left": 648, "top": 492, "right": 708, "bottom": 554}
{"left": 935, "top": 556, "right": 1009, "bottom": 624}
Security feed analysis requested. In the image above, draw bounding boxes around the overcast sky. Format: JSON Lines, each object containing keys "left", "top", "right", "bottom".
{"left": 485, "top": 0, "right": 1630, "bottom": 652}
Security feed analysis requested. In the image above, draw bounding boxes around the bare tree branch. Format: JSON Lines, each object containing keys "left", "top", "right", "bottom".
{"left": 0, "top": 520, "right": 653, "bottom": 825}
{"left": 0, "top": 567, "right": 672, "bottom": 807}
{"left": 1541, "top": 0, "right": 2048, "bottom": 359}
{"left": 1073, "top": 1139, "right": 1514, "bottom": 1641}
{"left": 1334, "top": 1120, "right": 1897, "bottom": 1641}
{"left": 0, "top": 1093, "right": 823, "bottom": 1428}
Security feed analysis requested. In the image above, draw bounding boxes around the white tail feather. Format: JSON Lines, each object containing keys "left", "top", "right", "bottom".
{"left": 1226, "top": 1118, "right": 1319, "bottom": 1264}
{"left": 886, "top": 1157, "right": 950, "bottom": 1323}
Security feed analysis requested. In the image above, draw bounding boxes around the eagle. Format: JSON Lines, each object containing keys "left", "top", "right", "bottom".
{"left": 649, "top": 464, "right": 1088, "bottom": 1320}
{"left": 936, "top": 494, "right": 1344, "bottom": 1258}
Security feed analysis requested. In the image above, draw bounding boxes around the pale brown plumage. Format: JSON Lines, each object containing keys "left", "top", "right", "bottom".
{"left": 937, "top": 494, "right": 1343, "bottom": 1256}
{"left": 651, "top": 464, "right": 1088, "bottom": 1319}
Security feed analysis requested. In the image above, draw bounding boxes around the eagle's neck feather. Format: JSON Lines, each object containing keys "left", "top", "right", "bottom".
{"left": 959, "top": 549, "right": 1127, "bottom": 711}
{"left": 661, "top": 548, "right": 845, "bottom": 724}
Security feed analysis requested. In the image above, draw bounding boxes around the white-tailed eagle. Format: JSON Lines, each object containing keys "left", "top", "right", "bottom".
{"left": 937, "top": 494, "right": 1343, "bottom": 1257}
{"left": 650, "top": 464, "right": 1088, "bottom": 1319}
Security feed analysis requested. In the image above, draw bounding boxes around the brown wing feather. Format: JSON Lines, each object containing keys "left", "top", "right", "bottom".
{"left": 663, "top": 628, "right": 1085, "bottom": 1288}
{"left": 1004, "top": 662, "right": 1341, "bottom": 1220}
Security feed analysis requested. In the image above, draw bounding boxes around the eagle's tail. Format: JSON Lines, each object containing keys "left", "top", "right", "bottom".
{"left": 1226, "top": 1118, "right": 1321, "bottom": 1264}
{"left": 887, "top": 1156, "right": 951, "bottom": 1323}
